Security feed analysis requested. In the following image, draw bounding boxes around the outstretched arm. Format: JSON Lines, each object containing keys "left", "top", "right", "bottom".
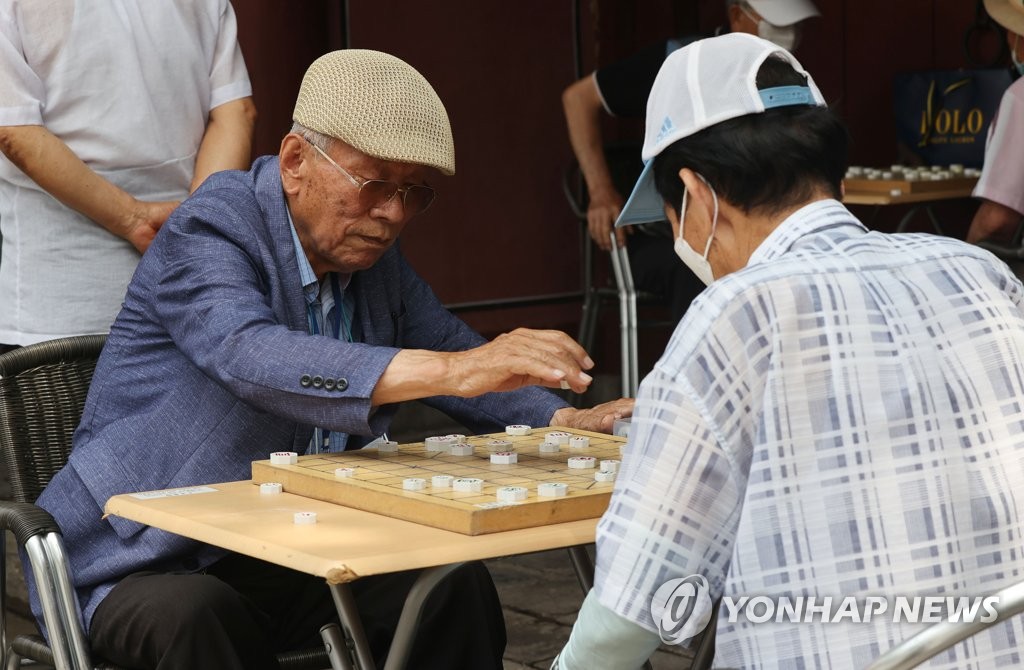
{"left": 0, "top": 124, "right": 178, "bottom": 253}
{"left": 562, "top": 76, "right": 627, "bottom": 251}
{"left": 966, "top": 199, "right": 1023, "bottom": 245}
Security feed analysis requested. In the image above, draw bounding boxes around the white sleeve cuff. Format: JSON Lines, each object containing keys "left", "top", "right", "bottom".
{"left": 555, "top": 589, "right": 662, "bottom": 670}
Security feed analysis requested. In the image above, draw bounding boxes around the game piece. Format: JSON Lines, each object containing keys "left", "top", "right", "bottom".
{"left": 595, "top": 470, "right": 616, "bottom": 482}
{"left": 568, "top": 436, "right": 590, "bottom": 449}
{"left": 538, "top": 482, "right": 569, "bottom": 497}
{"left": 453, "top": 477, "right": 484, "bottom": 493}
{"left": 334, "top": 467, "right": 356, "bottom": 479}
{"left": 270, "top": 451, "right": 298, "bottom": 465}
{"left": 568, "top": 456, "right": 596, "bottom": 469}
{"left": 449, "top": 443, "right": 475, "bottom": 456}
{"left": 505, "top": 424, "right": 531, "bottom": 436}
{"left": 403, "top": 478, "right": 426, "bottom": 491}
{"left": 424, "top": 436, "right": 450, "bottom": 452}
{"left": 490, "top": 451, "right": 517, "bottom": 465}
{"left": 497, "top": 486, "right": 528, "bottom": 502}
{"left": 259, "top": 482, "right": 282, "bottom": 495}
{"left": 485, "top": 439, "right": 514, "bottom": 453}
{"left": 443, "top": 433, "right": 467, "bottom": 444}
{"left": 600, "top": 459, "right": 620, "bottom": 473}
{"left": 377, "top": 440, "right": 399, "bottom": 452}
{"left": 545, "top": 431, "right": 572, "bottom": 445}
{"left": 432, "top": 475, "right": 453, "bottom": 489}
{"left": 538, "top": 441, "right": 560, "bottom": 453}
{"left": 293, "top": 511, "right": 317, "bottom": 525}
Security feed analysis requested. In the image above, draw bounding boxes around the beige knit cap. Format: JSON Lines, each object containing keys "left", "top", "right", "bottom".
{"left": 293, "top": 50, "right": 455, "bottom": 175}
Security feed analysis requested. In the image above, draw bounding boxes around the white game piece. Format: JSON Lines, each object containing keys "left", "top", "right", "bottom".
{"left": 485, "top": 439, "right": 514, "bottom": 453}
{"left": 889, "top": 189, "right": 902, "bottom": 197}
{"left": 538, "top": 482, "right": 569, "bottom": 497}
{"left": 424, "top": 436, "right": 450, "bottom": 452}
{"left": 443, "top": 433, "right": 467, "bottom": 444}
{"left": 600, "top": 459, "right": 620, "bottom": 473}
{"left": 545, "top": 431, "right": 572, "bottom": 445}
{"left": 431, "top": 475, "right": 453, "bottom": 489}
{"left": 538, "top": 441, "right": 561, "bottom": 453}
{"left": 881, "top": 171, "right": 893, "bottom": 179}
{"left": 505, "top": 424, "right": 531, "bottom": 436}
{"left": 293, "top": 511, "right": 317, "bottom": 525}
{"left": 448, "top": 443, "right": 475, "bottom": 456}
{"left": 497, "top": 486, "right": 528, "bottom": 502}
{"left": 568, "top": 456, "right": 596, "bottom": 469}
{"left": 568, "top": 436, "right": 590, "bottom": 449}
{"left": 595, "top": 470, "right": 616, "bottom": 482}
{"left": 403, "top": 478, "right": 427, "bottom": 491}
{"left": 490, "top": 451, "right": 518, "bottom": 465}
{"left": 613, "top": 417, "right": 631, "bottom": 437}
{"left": 259, "top": 482, "right": 282, "bottom": 495}
{"left": 334, "top": 467, "right": 356, "bottom": 479}
{"left": 270, "top": 451, "right": 298, "bottom": 465}
{"left": 377, "top": 440, "right": 399, "bottom": 453}
{"left": 453, "top": 477, "right": 484, "bottom": 493}
{"left": 619, "top": 444, "right": 626, "bottom": 457}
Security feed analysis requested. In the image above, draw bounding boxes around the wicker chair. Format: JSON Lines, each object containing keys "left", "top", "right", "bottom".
{"left": 0, "top": 335, "right": 332, "bottom": 669}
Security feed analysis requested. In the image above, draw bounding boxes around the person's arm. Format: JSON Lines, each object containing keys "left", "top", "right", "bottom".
{"left": 562, "top": 76, "right": 627, "bottom": 251}
{"left": 552, "top": 590, "right": 662, "bottom": 670}
{"left": 966, "top": 199, "right": 1023, "bottom": 245}
{"left": 0, "top": 124, "right": 178, "bottom": 253}
{"left": 189, "top": 96, "right": 257, "bottom": 193}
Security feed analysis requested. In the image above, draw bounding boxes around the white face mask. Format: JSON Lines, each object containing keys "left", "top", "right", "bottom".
{"left": 742, "top": 6, "right": 800, "bottom": 51}
{"left": 673, "top": 175, "right": 719, "bottom": 286}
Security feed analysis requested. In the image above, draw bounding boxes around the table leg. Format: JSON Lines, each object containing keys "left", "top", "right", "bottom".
{"left": 330, "top": 582, "right": 377, "bottom": 670}
{"left": 566, "top": 544, "right": 594, "bottom": 594}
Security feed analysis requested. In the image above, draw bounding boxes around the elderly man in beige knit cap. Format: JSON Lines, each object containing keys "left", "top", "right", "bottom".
{"left": 25, "top": 49, "right": 632, "bottom": 670}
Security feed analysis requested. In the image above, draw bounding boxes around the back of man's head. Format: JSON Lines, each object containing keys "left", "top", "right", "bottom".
{"left": 646, "top": 34, "right": 847, "bottom": 219}
{"left": 293, "top": 49, "right": 456, "bottom": 175}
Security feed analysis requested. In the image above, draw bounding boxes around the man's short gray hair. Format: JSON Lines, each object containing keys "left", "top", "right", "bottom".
{"left": 290, "top": 121, "right": 333, "bottom": 153}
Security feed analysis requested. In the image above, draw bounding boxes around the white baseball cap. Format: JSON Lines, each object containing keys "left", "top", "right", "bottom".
{"left": 615, "top": 33, "right": 826, "bottom": 228}
{"left": 747, "top": 0, "right": 821, "bottom": 27}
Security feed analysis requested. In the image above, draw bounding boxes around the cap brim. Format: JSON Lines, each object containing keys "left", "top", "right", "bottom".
{"left": 747, "top": 0, "right": 821, "bottom": 26}
{"left": 615, "top": 161, "right": 665, "bottom": 228}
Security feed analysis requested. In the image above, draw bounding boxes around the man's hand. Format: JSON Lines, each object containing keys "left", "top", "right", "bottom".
{"left": 372, "top": 328, "right": 596, "bottom": 406}
{"left": 587, "top": 188, "right": 628, "bottom": 252}
{"left": 551, "top": 397, "right": 634, "bottom": 434}
{"left": 122, "top": 200, "right": 180, "bottom": 253}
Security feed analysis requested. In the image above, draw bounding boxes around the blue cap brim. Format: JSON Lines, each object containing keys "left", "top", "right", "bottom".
{"left": 614, "top": 160, "right": 665, "bottom": 228}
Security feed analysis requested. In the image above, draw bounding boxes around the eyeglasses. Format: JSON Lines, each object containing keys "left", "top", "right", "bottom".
{"left": 305, "top": 139, "right": 436, "bottom": 216}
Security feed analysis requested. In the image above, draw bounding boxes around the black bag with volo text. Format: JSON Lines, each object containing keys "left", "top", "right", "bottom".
{"left": 894, "top": 68, "right": 1013, "bottom": 168}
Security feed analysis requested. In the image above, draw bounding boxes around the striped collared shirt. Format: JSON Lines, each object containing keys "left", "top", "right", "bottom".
{"left": 595, "top": 199, "right": 1024, "bottom": 667}
{"left": 288, "top": 214, "right": 355, "bottom": 453}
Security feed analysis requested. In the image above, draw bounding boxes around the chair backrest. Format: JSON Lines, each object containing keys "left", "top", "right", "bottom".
{"left": 0, "top": 335, "right": 107, "bottom": 503}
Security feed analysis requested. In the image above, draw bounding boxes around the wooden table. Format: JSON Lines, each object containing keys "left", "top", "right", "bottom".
{"left": 105, "top": 480, "right": 598, "bottom": 670}
{"left": 843, "top": 182, "right": 977, "bottom": 234}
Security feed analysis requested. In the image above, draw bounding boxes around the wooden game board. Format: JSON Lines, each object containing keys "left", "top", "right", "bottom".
{"left": 844, "top": 174, "right": 977, "bottom": 195}
{"left": 251, "top": 427, "right": 626, "bottom": 535}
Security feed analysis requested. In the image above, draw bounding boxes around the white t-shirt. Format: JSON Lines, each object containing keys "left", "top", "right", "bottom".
{"left": 0, "top": 0, "right": 252, "bottom": 344}
{"left": 973, "top": 76, "right": 1024, "bottom": 217}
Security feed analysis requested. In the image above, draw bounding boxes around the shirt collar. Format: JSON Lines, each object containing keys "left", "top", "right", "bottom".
{"left": 746, "top": 199, "right": 867, "bottom": 267}
{"left": 286, "top": 205, "right": 351, "bottom": 305}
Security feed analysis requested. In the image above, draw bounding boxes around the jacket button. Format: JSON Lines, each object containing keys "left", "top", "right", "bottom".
{"left": 324, "top": 378, "right": 336, "bottom": 390}
{"left": 300, "top": 374, "right": 312, "bottom": 387}
{"left": 336, "top": 378, "right": 349, "bottom": 391}
{"left": 312, "top": 375, "right": 324, "bottom": 388}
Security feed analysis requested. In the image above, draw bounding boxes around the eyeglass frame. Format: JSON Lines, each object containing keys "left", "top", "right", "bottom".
{"left": 303, "top": 136, "right": 437, "bottom": 215}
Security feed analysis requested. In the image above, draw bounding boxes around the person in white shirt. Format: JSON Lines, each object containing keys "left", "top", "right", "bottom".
{"left": 555, "top": 33, "right": 1024, "bottom": 669}
{"left": 0, "top": 0, "right": 256, "bottom": 348}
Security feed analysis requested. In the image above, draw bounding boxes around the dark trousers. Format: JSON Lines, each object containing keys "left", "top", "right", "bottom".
{"left": 90, "top": 553, "right": 506, "bottom": 670}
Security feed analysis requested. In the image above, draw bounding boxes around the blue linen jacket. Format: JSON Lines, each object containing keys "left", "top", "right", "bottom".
{"left": 29, "top": 156, "right": 568, "bottom": 630}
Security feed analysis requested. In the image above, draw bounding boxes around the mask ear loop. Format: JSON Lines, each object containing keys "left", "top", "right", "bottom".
{"left": 696, "top": 174, "right": 719, "bottom": 259}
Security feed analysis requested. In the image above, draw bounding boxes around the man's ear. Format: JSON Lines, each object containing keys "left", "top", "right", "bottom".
{"left": 279, "top": 134, "right": 307, "bottom": 195}
{"left": 679, "top": 168, "right": 716, "bottom": 223}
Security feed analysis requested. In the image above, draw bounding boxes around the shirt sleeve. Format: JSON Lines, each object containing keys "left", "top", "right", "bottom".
{"left": 0, "top": 5, "right": 44, "bottom": 125}
{"left": 591, "top": 362, "right": 744, "bottom": 633}
{"left": 553, "top": 590, "right": 662, "bottom": 670}
{"left": 208, "top": 0, "right": 253, "bottom": 110}
{"left": 973, "top": 78, "right": 1024, "bottom": 217}
{"left": 593, "top": 40, "right": 672, "bottom": 118}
